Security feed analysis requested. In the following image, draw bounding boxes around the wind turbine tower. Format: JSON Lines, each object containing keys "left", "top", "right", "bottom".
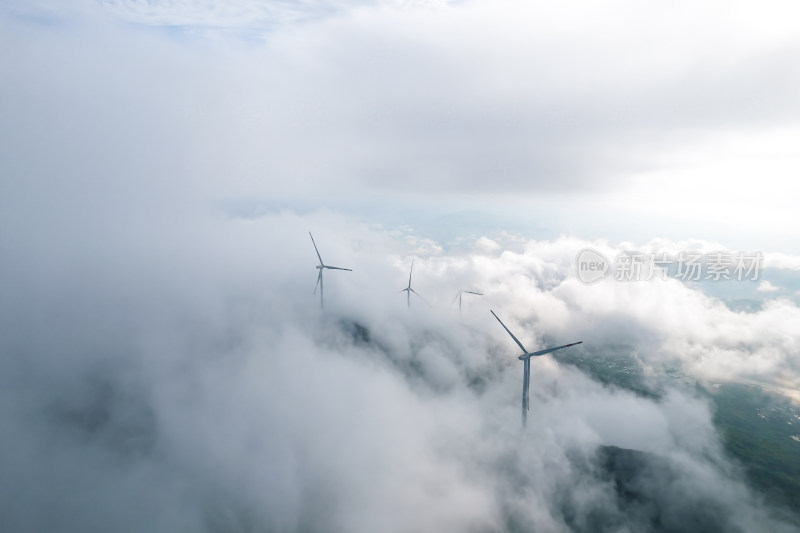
{"left": 490, "top": 310, "right": 582, "bottom": 427}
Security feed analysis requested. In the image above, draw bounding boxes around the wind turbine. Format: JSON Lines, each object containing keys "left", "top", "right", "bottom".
{"left": 452, "top": 290, "right": 483, "bottom": 311}
{"left": 401, "top": 259, "right": 428, "bottom": 307}
{"left": 309, "top": 232, "right": 352, "bottom": 309}
{"left": 490, "top": 310, "right": 582, "bottom": 427}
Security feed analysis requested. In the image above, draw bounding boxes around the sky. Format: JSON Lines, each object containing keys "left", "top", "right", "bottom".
{"left": 2, "top": 1, "right": 800, "bottom": 532}
{"left": 3, "top": 0, "right": 800, "bottom": 249}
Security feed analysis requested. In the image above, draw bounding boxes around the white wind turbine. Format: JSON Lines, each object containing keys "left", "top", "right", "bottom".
{"left": 309, "top": 232, "right": 352, "bottom": 309}
{"left": 452, "top": 290, "right": 483, "bottom": 311}
{"left": 401, "top": 259, "right": 428, "bottom": 307}
{"left": 490, "top": 310, "right": 582, "bottom": 427}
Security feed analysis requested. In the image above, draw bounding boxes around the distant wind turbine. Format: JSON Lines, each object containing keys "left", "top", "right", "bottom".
{"left": 490, "top": 310, "right": 582, "bottom": 427}
{"left": 309, "top": 232, "right": 352, "bottom": 309}
{"left": 401, "top": 259, "right": 429, "bottom": 307}
{"left": 452, "top": 290, "right": 483, "bottom": 311}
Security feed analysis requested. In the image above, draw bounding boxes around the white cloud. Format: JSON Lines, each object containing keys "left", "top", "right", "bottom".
{"left": 0, "top": 200, "right": 798, "bottom": 530}
{"left": 757, "top": 280, "right": 781, "bottom": 292}
{"left": 475, "top": 236, "right": 500, "bottom": 255}
{"left": 3, "top": 0, "right": 800, "bottom": 207}
{"left": 766, "top": 252, "right": 800, "bottom": 270}
{"left": 2, "top": 2, "right": 800, "bottom": 529}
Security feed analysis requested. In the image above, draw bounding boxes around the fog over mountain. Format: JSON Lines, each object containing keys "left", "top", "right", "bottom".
{"left": 2, "top": 207, "right": 799, "bottom": 532}
{"left": 2, "top": 1, "right": 800, "bottom": 531}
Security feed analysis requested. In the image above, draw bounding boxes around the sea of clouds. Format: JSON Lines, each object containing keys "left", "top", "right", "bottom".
{"left": 1, "top": 206, "right": 799, "bottom": 532}
{"left": 3, "top": 1, "right": 800, "bottom": 530}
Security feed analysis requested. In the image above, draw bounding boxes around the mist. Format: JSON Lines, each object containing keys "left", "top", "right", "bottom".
{"left": 1, "top": 205, "right": 799, "bottom": 532}
{"left": 2, "top": 1, "right": 800, "bottom": 531}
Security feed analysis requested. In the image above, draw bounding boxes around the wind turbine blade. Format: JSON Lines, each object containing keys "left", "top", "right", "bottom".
{"left": 314, "top": 270, "right": 321, "bottom": 294}
{"left": 409, "top": 288, "right": 431, "bottom": 306}
{"left": 464, "top": 291, "right": 483, "bottom": 295}
{"left": 309, "top": 232, "right": 324, "bottom": 265}
{"left": 527, "top": 341, "right": 583, "bottom": 357}
{"left": 407, "top": 259, "right": 414, "bottom": 288}
{"left": 451, "top": 292, "right": 461, "bottom": 305}
{"left": 324, "top": 266, "right": 352, "bottom": 271}
{"left": 490, "top": 310, "right": 528, "bottom": 355}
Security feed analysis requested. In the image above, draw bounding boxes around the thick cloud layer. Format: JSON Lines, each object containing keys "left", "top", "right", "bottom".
{"left": 4, "top": 0, "right": 800, "bottom": 200}
{"left": 4, "top": 0, "right": 799, "bottom": 258}
{"left": 2, "top": 1, "right": 799, "bottom": 531}
{"left": 1, "top": 207, "right": 799, "bottom": 532}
